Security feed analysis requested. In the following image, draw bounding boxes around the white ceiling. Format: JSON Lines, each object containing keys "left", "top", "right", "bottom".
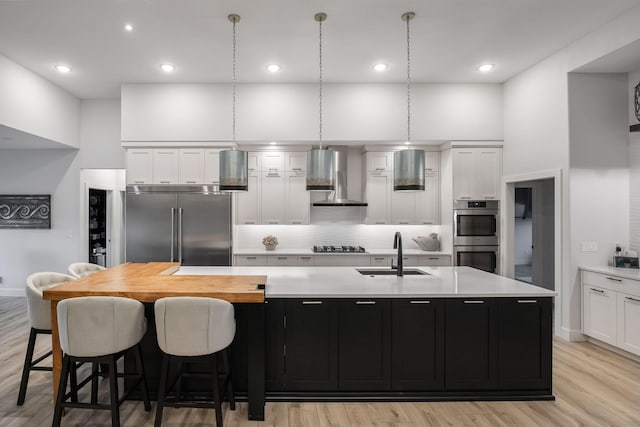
{"left": 0, "top": 0, "right": 639, "bottom": 98}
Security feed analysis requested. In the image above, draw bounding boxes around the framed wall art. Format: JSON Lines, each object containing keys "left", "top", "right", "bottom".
{"left": 0, "top": 195, "right": 51, "bottom": 229}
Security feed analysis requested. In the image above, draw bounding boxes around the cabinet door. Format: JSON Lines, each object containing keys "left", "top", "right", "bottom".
{"left": 261, "top": 171, "right": 285, "bottom": 224}
{"left": 266, "top": 300, "right": 286, "bottom": 391}
{"left": 178, "top": 149, "right": 204, "bottom": 184}
{"left": 262, "top": 151, "right": 284, "bottom": 172}
{"left": 444, "top": 299, "right": 497, "bottom": 390}
{"left": 247, "top": 152, "right": 261, "bottom": 172}
{"left": 338, "top": 299, "right": 391, "bottom": 390}
{"left": 391, "top": 190, "right": 416, "bottom": 225}
{"left": 497, "top": 298, "right": 552, "bottom": 390}
{"left": 616, "top": 293, "right": 640, "bottom": 355}
{"left": 390, "top": 255, "right": 419, "bottom": 267}
{"left": 235, "top": 255, "right": 267, "bottom": 266}
{"left": 391, "top": 299, "right": 444, "bottom": 391}
{"left": 285, "top": 300, "right": 338, "bottom": 390}
{"left": 415, "top": 173, "right": 440, "bottom": 224}
{"left": 204, "top": 149, "right": 220, "bottom": 184}
{"left": 267, "top": 256, "right": 297, "bottom": 266}
{"left": 314, "top": 255, "right": 371, "bottom": 267}
{"left": 236, "top": 172, "right": 261, "bottom": 224}
{"left": 370, "top": 256, "right": 391, "bottom": 267}
{"left": 365, "top": 171, "right": 391, "bottom": 224}
{"left": 418, "top": 255, "right": 451, "bottom": 266}
{"left": 297, "top": 256, "right": 314, "bottom": 266}
{"left": 126, "top": 149, "right": 153, "bottom": 184}
{"left": 452, "top": 150, "right": 476, "bottom": 200}
{"left": 285, "top": 171, "right": 310, "bottom": 225}
{"left": 366, "top": 152, "right": 393, "bottom": 172}
{"left": 285, "top": 152, "right": 307, "bottom": 172}
{"left": 583, "top": 285, "right": 617, "bottom": 345}
{"left": 476, "top": 148, "right": 501, "bottom": 200}
{"left": 424, "top": 151, "right": 440, "bottom": 173}
{"left": 152, "top": 149, "right": 179, "bottom": 184}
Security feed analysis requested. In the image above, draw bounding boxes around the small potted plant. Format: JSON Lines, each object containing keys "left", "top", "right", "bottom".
{"left": 262, "top": 235, "right": 278, "bottom": 251}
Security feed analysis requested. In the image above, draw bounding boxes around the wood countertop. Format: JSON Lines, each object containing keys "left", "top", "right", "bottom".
{"left": 43, "top": 262, "right": 266, "bottom": 303}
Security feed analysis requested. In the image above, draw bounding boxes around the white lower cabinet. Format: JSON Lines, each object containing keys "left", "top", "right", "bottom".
{"left": 582, "top": 285, "right": 617, "bottom": 346}
{"left": 418, "top": 255, "right": 451, "bottom": 266}
{"left": 267, "top": 255, "right": 297, "bottom": 266}
{"left": 312, "top": 256, "right": 371, "bottom": 267}
{"left": 370, "top": 256, "right": 391, "bottom": 267}
{"left": 297, "top": 256, "right": 314, "bottom": 266}
{"left": 234, "top": 253, "right": 451, "bottom": 267}
{"left": 235, "top": 255, "right": 267, "bottom": 266}
{"left": 617, "top": 292, "right": 640, "bottom": 354}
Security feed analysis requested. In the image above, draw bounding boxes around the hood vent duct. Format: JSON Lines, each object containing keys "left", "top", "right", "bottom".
{"left": 312, "top": 148, "right": 367, "bottom": 207}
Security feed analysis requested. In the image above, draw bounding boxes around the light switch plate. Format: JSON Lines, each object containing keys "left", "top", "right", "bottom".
{"left": 581, "top": 241, "right": 598, "bottom": 252}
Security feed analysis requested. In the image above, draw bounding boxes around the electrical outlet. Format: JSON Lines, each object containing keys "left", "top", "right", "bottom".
{"left": 581, "top": 241, "right": 598, "bottom": 252}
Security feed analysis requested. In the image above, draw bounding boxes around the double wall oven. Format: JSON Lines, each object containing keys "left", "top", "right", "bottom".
{"left": 453, "top": 200, "right": 499, "bottom": 274}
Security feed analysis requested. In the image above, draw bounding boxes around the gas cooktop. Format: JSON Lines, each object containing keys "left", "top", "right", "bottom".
{"left": 313, "top": 245, "right": 367, "bottom": 253}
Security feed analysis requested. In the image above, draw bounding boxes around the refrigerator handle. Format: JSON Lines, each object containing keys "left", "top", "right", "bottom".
{"left": 178, "top": 208, "right": 183, "bottom": 264}
{"left": 170, "top": 208, "right": 176, "bottom": 262}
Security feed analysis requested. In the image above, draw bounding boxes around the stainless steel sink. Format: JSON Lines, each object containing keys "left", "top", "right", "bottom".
{"left": 356, "top": 269, "right": 429, "bottom": 276}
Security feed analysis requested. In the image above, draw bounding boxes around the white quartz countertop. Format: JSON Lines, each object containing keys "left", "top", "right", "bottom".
{"left": 580, "top": 265, "right": 640, "bottom": 281}
{"left": 233, "top": 248, "right": 451, "bottom": 256}
{"left": 175, "top": 266, "right": 556, "bottom": 298}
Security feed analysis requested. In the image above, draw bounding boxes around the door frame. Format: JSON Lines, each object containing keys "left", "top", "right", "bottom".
{"left": 502, "top": 169, "right": 562, "bottom": 336}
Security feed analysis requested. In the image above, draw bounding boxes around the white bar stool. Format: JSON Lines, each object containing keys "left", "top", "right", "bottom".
{"left": 17, "top": 272, "right": 75, "bottom": 406}
{"left": 154, "top": 297, "right": 236, "bottom": 427}
{"left": 52, "top": 296, "right": 151, "bottom": 427}
{"left": 67, "top": 262, "right": 106, "bottom": 279}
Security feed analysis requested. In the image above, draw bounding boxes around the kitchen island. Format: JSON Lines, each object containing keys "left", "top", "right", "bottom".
{"left": 176, "top": 265, "right": 556, "bottom": 401}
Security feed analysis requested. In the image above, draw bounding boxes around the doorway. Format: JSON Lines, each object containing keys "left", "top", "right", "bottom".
{"left": 513, "top": 179, "right": 555, "bottom": 290}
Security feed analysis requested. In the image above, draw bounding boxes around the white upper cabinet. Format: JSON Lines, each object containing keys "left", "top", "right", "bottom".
{"left": 365, "top": 171, "right": 391, "bottom": 224}
{"left": 126, "top": 149, "right": 153, "bottom": 184}
{"left": 452, "top": 147, "right": 501, "bottom": 200}
{"left": 204, "top": 149, "right": 220, "bottom": 184}
{"left": 152, "top": 149, "right": 179, "bottom": 184}
{"left": 285, "top": 171, "right": 310, "bottom": 224}
{"left": 262, "top": 152, "right": 285, "bottom": 172}
{"left": 178, "top": 149, "right": 204, "bottom": 184}
{"left": 285, "top": 152, "right": 307, "bottom": 172}
{"left": 236, "top": 172, "right": 261, "bottom": 224}
{"left": 247, "top": 152, "right": 261, "bottom": 172}
{"left": 416, "top": 173, "right": 440, "bottom": 225}
{"left": 391, "top": 190, "right": 416, "bottom": 225}
{"left": 366, "top": 152, "right": 394, "bottom": 172}
{"left": 424, "top": 151, "right": 440, "bottom": 173}
{"left": 261, "top": 170, "right": 286, "bottom": 224}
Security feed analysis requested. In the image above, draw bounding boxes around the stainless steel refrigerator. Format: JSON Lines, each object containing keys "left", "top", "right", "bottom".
{"left": 125, "top": 185, "right": 231, "bottom": 266}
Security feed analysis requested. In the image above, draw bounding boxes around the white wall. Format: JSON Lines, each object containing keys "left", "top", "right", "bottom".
{"left": 568, "top": 72, "right": 630, "bottom": 332}
{"left": 0, "top": 54, "right": 80, "bottom": 148}
{"left": 0, "top": 100, "right": 123, "bottom": 294}
{"left": 121, "top": 83, "right": 503, "bottom": 142}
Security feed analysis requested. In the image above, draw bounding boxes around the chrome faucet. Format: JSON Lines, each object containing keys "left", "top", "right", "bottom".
{"left": 392, "top": 232, "right": 403, "bottom": 277}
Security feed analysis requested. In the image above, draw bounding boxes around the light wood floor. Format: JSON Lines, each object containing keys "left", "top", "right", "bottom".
{"left": 2, "top": 297, "right": 640, "bottom": 426}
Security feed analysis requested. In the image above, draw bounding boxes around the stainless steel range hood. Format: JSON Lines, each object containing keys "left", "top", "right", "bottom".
{"left": 312, "top": 147, "right": 367, "bottom": 207}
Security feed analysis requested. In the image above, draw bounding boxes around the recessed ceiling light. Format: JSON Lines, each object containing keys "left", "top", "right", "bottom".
{"left": 373, "top": 63, "right": 387, "bottom": 72}
{"left": 160, "top": 64, "right": 175, "bottom": 73}
{"left": 267, "top": 64, "right": 280, "bottom": 73}
{"left": 478, "top": 64, "right": 495, "bottom": 72}
{"left": 124, "top": 24, "right": 134, "bottom": 32}
{"left": 270, "top": 141, "right": 276, "bottom": 145}
{"left": 404, "top": 141, "right": 411, "bottom": 145}
{"left": 55, "top": 64, "right": 71, "bottom": 73}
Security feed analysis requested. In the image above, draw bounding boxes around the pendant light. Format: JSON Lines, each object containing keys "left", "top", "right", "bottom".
{"left": 394, "top": 12, "right": 425, "bottom": 192}
{"left": 219, "top": 14, "right": 249, "bottom": 192}
{"left": 306, "top": 12, "right": 336, "bottom": 191}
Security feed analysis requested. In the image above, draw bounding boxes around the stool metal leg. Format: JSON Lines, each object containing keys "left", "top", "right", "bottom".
{"left": 212, "top": 354, "right": 223, "bottom": 427}
{"left": 154, "top": 354, "right": 169, "bottom": 427}
{"left": 17, "top": 328, "right": 37, "bottom": 406}
{"left": 223, "top": 349, "right": 235, "bottom": 411}
{"left": 135, "top": 344, "right": 151, "bottom": 411}
{"left": 52, "top": 355, "right": 71, "bottom": 427}
{"left": 107, "top": 356, "right": 120, "bottom": 427}
{"left": 91, "top": 362, "right": 99, "bottom": 404}
{"left": 69, "top": 360, "right": 79, "bottom": 403}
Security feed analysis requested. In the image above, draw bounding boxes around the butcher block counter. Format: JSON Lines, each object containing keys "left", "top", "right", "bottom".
{"left": 42, "top": 262, "right": 267, "bottom": 420}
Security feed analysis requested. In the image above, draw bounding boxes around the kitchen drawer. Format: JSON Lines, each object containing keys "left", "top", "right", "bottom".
{"left": 418, "top": 255, "right": 452, "bottom": 267}
{"left": 390, "top": 255, "right": 419, "bottom": 267}
{"left": 235, "top": 255, "right": 267, "bottom": 266}
{"left": 298, "top": 256, "right": 314, "bottom": 266}
{"left": 267, "top": 255, "right": 298, "bottom": 266}
{"left": 370, "top": 256, "right": 391, "bottom": 267}
{"left": 314, "top": 255, "right": 371, "bottom": 267}
{"left": 582, "top": 271, "right": 640, "bottom": 296}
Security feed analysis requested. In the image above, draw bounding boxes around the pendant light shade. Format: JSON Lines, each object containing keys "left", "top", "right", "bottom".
{"left": 219, "top": 13, "right": 248, "bottom": 192}
{"left": 219, "top": 149, "right": 248, "bottom": 191}
{"left": 307, "top": 12, "right": 335, "bottom": 192}
{"left": 394, "top": 149, "right": 424, "bottom": 191}
{"left": 394, "top": 12, "right": 424, "bottom": 192}
{"left": 307, "top": 148, "right": 335, "bottom": 191}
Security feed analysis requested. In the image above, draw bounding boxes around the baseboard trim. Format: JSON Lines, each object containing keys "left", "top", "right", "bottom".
{"left": 586, "top": 337, "right": 640, "bottom": 363}
{"left": 0, "top": 288, "right": 24, "bottom": 297}
{"left": 556, "top": 327, "right": 585, "bottom": 342}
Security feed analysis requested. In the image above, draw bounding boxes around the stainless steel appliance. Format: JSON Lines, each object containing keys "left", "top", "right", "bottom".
{"left": 453, "top": 200, "right": 499, "bottom": 246}
{"left": 453, "top": 246, "right": 500, "bottom": 274}
{"left": 453, "top": 200, "right": 499, "bottom": 273}
{"left": 125, "top": 185, "right": 231, "bottom": 266}
{"left": 313, "top": 245, "right": 366, "bottom": 253}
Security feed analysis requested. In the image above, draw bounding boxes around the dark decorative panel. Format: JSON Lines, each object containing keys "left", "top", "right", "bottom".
{"left": 0, "top": 195, "right": 51, "bottom": 229}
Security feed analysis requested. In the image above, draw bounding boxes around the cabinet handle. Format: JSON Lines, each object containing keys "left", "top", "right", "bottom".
{"left": 463, "top": 300, "right": 484, "bottom": 304}
{"left": 292, "top": 221, "right": 302, "bottom": 224}
{"left": 277, "top": 257, "right": 288, "bottom": 260}
{"left": 410, "top": 300, "right": 431, "bottom": 304}
{"left": 356, "top": 301, "right": 376, "bottom": 305}
{"left": 625, "top": 297, "right": 640, "bottom": 303}
{"left": 375, "top": 167, "right": 385, "bottom": 171}
{"left": 292, "top": 168, "right": 302, "bottom": 171}
{"left": 484, "top": 196, "right": 495, "bottom": 199}
{"left": 133, "top": 180, "right": 145, "bottom": 184}
{"left": 302, "top": 301, "right": 323, "bottom": 305}
{"left": 428, "top": 257, "right": 440, "bottom": 260}
{"left": 160, "top": 181, "right": 170, "bottom": 184}
{"left": 590, "top": 288, "right": 605, "bottom": 294}
{"left": 425, "top": 168, "right": 433, "bottom": 171}
{"left": 244, "top": 221, "right": 255, "bottom": 224}
{"left": 375, "top": 221, "right": 385, "bottom": 225}
{"left": 246, "top": 257, "right": 257, "bottom": 260}
{"left": 517, "top": 300, "right": 537, "bottom": 304}
{"left": 373, "top": 257, "right": 385, "bottom": 260}
{"left": 422, "top": 221, "right": 433, "bottom": 224}
{"left": 300, "top": 257, "right": 312, "bottom": 260}
{"left": 268, "top": 221, "right": 279, "bottom": 224}
{"left": 606, "top": 277, "right": 622, "bottom": 282}
{"left": 399, "top": 221, "right": 409, "bottom": 225}
{"left": 460, "top": 196, "right": 471, "bottom": 200}
{"left": 186, "top": 180, "right": 196, "bottom": 184}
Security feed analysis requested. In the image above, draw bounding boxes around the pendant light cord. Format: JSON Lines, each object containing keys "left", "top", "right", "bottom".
{"left": 318, "top": 15, "right": 323, "bottom": 148}
{"left": 406, "top": 13, "right": 411, "bottom": 144}
{"left": 232, "top": 17, "right": 237, "bottom": 145}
